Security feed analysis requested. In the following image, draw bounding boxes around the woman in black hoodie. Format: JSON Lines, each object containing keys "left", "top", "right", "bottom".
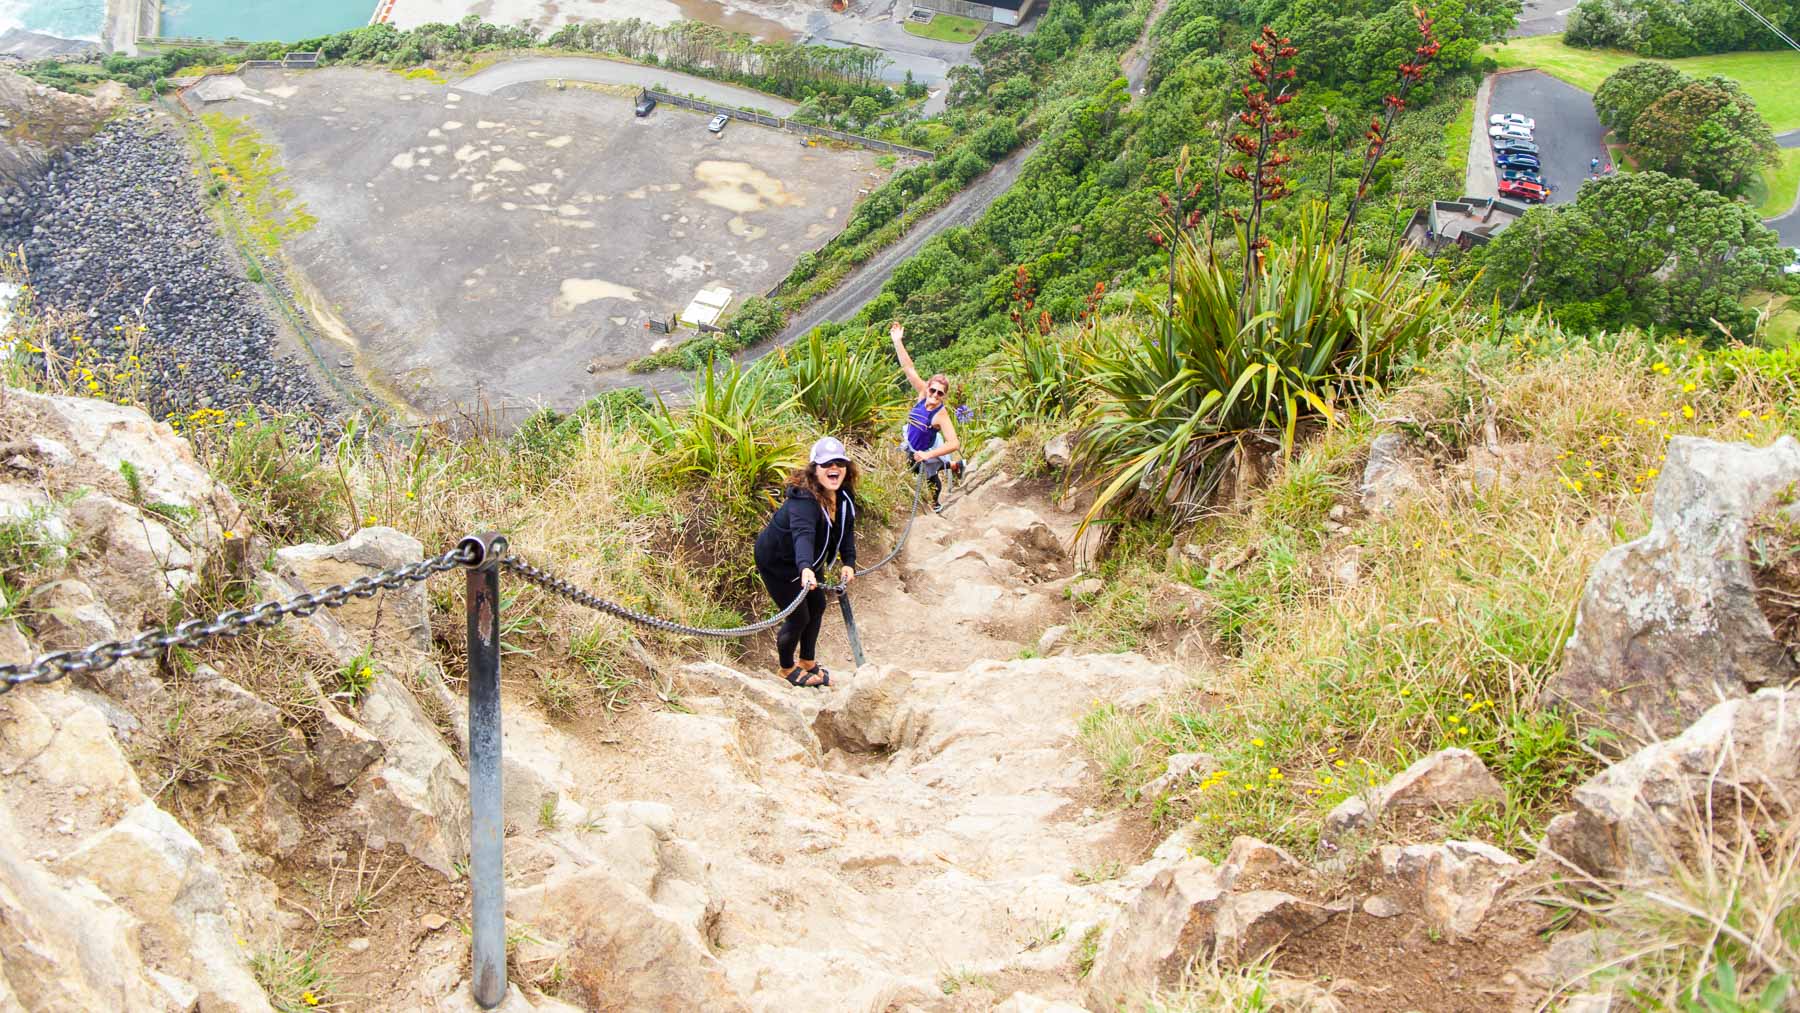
{"left": 754, "top": 436, "right": 858, "bottom": 687}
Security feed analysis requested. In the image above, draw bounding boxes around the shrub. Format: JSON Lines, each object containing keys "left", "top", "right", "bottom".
{"left": 190, "top": 410, "right": 340, "bottom": 544}
{"left": 778, "top": 329, "right": 906, "bottom": 438}
{"left": 640, "top": 355, "right": 804, "bottom": 528}
{"left": 1076, "top": 207, "right": 1464, "bottom": 525}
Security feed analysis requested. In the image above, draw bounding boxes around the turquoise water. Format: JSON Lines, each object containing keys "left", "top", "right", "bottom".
{"left": 0, "top": 0, "right": 102, "bottom": 41}
{"left": 160, "top": 0, "right": 376, "bottom": 42}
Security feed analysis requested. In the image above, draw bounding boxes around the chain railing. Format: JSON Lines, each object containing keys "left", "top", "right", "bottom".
{"left": 0, "top": 456, "right": 968, "bottom": 1008}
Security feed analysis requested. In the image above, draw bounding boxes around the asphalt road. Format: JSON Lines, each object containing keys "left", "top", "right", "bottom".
{"left": 1772, "top": 130, "right": 1800, "bottom": 246}
{"left": 1490, "top": 70, "right": 1606, "bottom": 205}
{"left": 758, "top": 0, "right": 1168, "bottom": 354}
{"left": 456, "top": 57, "right": 800, "bottom": 116}
{"left": 1510, "top": 0, "right": 1573, "bottom": 37}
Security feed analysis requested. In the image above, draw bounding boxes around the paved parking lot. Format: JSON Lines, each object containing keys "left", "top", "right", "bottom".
{"left": 206, "top": 67, "right": 883, "bottom": 418}
{"left": 1490, "top": 70, "right": 1607, "bottom": 206}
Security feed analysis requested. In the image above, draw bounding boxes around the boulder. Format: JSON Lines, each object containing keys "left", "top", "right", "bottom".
{"left": 310, "top": 697, "right": 385, "bottom": 789}
{"left": 13, "top": 389, "right": 230, "bottom": 515}
{"left": 1544, "top": 688, "right": 1798, "bottom": 883}
{"left": 1543, "top": 436, "right": 1800, "bottom": 739}
{"left": 51, "top": 801, "right": 272, "bottom": 1011}
{"left": 65, "top": 493, "right": 197, "bottom": 600}
{"left": 352, "top": 673, "right": 469, "bottom": 878}
{"left": 29, "top": 578, "right": 119, "bottom": 649}
{"left": 1325, "top": 748, "right": 1504, "bottom": 839}
{"left": 815, "top": 667, "right": 916, "bottom": 754}
{"left": 1084, "top": 838, "right": 1331, "bottom": 1008}
{"left": 276, "top": 526, "right": 434, "bottom": 653}
{"left": 1043, "top": 432, "right": 1073, "bottom": 470}
{"left": 1360, "top": 433, "right": 1426, "bottom": 514}
{"left": 1377, "top": 839, "right": 1521, "bottom": 940}
{"left": 1036, "top": 625, "right": 1068, "bottom": 656}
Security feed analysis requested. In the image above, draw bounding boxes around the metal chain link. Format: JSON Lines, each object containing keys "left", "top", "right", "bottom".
{"left": 501, "top": 556, "right": 813, "bottom": 638}
{"left": 0, "top": 544, "right": 477, "bottom": 695}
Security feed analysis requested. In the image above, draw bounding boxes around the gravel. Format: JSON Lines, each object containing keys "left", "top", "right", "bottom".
{"left": 0, "top": 109, "right": 340, "bottom": 426}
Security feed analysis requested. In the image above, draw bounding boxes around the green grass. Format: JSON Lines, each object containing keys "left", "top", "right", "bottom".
{"left": 1445, "top": 96, "right": 1474, "bottom": 182}
{"left": 903, "top": 13, "right": 984, "bottom": 43}
{"left": 1484, "top": 36, "right": 1800, "bottom": 131}
{"left": 1750, "top": 146, "right": 1800, "bottom": 219}
{"left": 1747, "top": 290, "right": 1800, "bottom": 347}
{"left": 196, "top": 113, "right": 318, "bottom": 256}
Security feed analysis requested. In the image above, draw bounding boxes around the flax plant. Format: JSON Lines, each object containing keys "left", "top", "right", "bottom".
{"left": 1076, "top": 206, "right": 1463, "bottom": 526}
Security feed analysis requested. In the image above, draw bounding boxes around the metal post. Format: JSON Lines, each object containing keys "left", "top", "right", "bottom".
{"left": 461, "top": 532, "right": 509, "bottom": 1010}
{"left": 837, "top": 590, "right": 867, "bottom": 669}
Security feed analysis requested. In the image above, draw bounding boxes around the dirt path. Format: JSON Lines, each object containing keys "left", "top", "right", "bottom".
{"left": 465, "top": 461, "right": 1188, "bottom": 1011}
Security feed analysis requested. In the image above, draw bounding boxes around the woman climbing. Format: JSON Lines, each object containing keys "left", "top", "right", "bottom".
{"left": 890, "top": 320, "right": 962, "bottom": 511}
{"left": 753, "top": 437, "right": 859, "bottom": 688}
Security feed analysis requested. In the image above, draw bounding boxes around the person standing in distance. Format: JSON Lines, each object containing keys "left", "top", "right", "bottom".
{"left": 890, "top": 320, "right": 962, "bottom": 511}
{"left": 753, "top": 437, "right": 859, "bottom": 688}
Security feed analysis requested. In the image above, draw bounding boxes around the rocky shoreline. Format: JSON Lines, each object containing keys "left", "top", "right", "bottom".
{"left": 0, "top": 108, "right": 341, "bottom": 426}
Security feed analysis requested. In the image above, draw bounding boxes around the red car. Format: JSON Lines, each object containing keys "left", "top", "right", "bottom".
{"left": 1498, "top": 179, "right": 1547, "bottom": 203}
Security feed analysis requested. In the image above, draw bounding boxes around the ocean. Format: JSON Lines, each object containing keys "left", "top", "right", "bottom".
{"left": 0, "top": 0, "right": 101, "bottom": 42}
{"left": 0, "top": 0, "right": 376, "bottom": 44}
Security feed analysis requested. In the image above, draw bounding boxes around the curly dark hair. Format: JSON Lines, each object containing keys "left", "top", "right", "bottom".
{"left": 787, "top": 458, "right": 860, "bottom": 504}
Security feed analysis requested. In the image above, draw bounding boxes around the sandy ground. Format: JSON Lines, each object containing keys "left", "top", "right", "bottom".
{"left": 205, "top": 66, "right": 886, "bottom": 419}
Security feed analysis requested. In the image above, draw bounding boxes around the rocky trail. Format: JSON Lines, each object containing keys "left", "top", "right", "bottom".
{"left": 2, "top": 385, "right": 1796, "bottom": 1012}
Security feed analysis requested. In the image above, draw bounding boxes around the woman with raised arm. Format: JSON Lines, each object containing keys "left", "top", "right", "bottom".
{"left": 890, "top": 320, "right": 961, "bottom": 512}
{"left": 753, "top": 437, "right": 859, "bottom": 688}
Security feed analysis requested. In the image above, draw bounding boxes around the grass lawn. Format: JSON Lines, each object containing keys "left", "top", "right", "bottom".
{"left": 1747, "top": 290, "right": 1799, "bottom": 347}
{"left": 1446, "top": 97, "right": 1474, "bottom": 182}
{"left": 1484, "top": 36, "right": 1800, "bottom": 132}
{"left": 903, "top": 13, "right": 984, "bottom": 43}
{"left": 1749, "top": 147, "right": 1800, "bottom": 219}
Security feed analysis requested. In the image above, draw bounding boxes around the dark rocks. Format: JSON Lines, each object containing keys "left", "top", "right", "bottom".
{"left": 0, "top": 111, "right": 338, "bottom": 427}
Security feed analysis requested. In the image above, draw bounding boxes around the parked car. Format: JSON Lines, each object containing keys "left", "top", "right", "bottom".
{"left": 1501, "top": 168, "right": 1546, "bottom": 186}
{"left": 708, "top": 113, "right": 729, "bottom": 133}
{"left": 1488, "top": 124, "right": 1533, "bottom": 142}
{"left": 1498, "top": 179, "right": 1548, "bottom": 203}
{"left": 1786, "top": 248, "right": 1800, "bottom": 275}
{"left": 634, "top": 93, "right": 657, "bottom": 117}
{"left": 1492, "top": 137, "right": 1539, "bottom": 155}
{"left": 1495, "top": 152, "right": 1541, "bottom": 171}
{"left": 1489, "top": 113, "right": 1536, "bottom": 131}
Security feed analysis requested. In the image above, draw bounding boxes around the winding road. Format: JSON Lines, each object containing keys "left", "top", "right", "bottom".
{"left": 764, "top": 0, "right": 1168, "bottom": 351}
{"left": 1771, "top": 129, "right": 1800, "bottom": 246}
{"left": 456, "top": 56, "right": 800, "bottom": 116}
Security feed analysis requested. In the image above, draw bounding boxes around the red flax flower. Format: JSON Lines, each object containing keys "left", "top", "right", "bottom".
{"left": 1335, "top": 5, "right": 1441, "bottom": 251}
{"left": 1229, "top": 25, "right": 1302, "bottom": 304}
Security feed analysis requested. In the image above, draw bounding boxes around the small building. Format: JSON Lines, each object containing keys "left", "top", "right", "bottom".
{"left": 910, "top": 0, "right": 1037, "bottom": 26}
{"left": 1404, "top": 196, "right": 1531, "bottom": 256}
{"left": 679, "top": 285, "right": 735, "bottom": 329}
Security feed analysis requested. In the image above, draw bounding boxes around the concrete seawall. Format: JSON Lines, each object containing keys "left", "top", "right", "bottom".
{"left": 103, "top": 0, "right": 159, "bottom": 55}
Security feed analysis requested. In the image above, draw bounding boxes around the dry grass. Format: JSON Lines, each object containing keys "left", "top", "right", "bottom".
{"left": 1543, "top": 789, "right": 1799, "bottom": 1009}
{"left": 1080, "top": 326, "right": 1800, "bottom": 858}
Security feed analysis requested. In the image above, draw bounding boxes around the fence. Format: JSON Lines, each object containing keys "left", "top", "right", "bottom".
{"left": 639, "top": 89, "right": 935, "bottom": 160}
{"left": 239, "top": 52, "right": 322, "bottom": 70}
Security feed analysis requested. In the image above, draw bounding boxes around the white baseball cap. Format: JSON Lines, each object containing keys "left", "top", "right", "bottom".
{"left": 809, "top": 437, "right": 849, "bottom": 465}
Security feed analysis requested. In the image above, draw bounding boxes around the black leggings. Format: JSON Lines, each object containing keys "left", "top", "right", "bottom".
{"left": 758, "top": 567, "right": 827, "bottom": 669}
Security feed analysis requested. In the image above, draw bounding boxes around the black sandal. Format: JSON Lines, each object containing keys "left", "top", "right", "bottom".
{"left": 784, "top": 667, "right": 830, "bottom": 688}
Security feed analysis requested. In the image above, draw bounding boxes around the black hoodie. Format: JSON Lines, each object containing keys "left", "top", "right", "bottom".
{"left": 754, "top": 485, "right": 857, "bottom": 583}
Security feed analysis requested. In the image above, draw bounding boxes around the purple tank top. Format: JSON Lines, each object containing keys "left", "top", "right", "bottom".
{"left": 905, "top": 399, "right": 937, "bottom": 452}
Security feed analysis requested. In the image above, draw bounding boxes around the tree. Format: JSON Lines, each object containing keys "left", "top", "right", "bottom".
{"left": 847, "top": 95, "right": 882, "bottom": 130}
{"left": 1472, "top": 171, "right": 1786, "bottom": 335}
{"left": 1593, "top": 61, "right": 1685, "bottom": 142}
{"left": 1630, "top": 77, "right": 1778, "bottom": 195}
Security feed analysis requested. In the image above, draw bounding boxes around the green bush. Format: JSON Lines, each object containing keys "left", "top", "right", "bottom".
{"left": 779, "top": 329, "right": 906, "bottom": 438}
{"left": 640, "top": 355, "right": 803, "bottom": 528}
{"left": 192, "top": 410, "right": 340, "bottom": 543}
{"left": 1077, "top": 208, "right": 1464, "bottom": 524}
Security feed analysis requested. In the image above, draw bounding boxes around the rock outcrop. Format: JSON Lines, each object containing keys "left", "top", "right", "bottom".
{"left": 1544, "top": 687, "right": 1799, "bottom": 883}
{"left": 1544, "top": 436, "right": 1800, "bottom": 739}
{"left": 1324, "top": 747, "right": 1505, "bottom": 840}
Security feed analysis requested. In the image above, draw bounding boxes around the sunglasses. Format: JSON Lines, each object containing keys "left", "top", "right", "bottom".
{"left": 819, "top": 459, "right": 850, "bottom": 470}
{"left": 927, "top": 387, "right": 947, "bottom": 397}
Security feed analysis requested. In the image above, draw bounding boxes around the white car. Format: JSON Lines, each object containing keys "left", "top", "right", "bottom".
{"left": 1489, "top": 113, "right": 1536, "bottom": 131}
{"left": 708, "top": 113, "right": 729, "bottom": 133}
{"left": 1489, "top": 124, "right": 1533, "bottom": 141}
{"left": 1785, "top": 249, "right": 1800, "bottom": 275}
